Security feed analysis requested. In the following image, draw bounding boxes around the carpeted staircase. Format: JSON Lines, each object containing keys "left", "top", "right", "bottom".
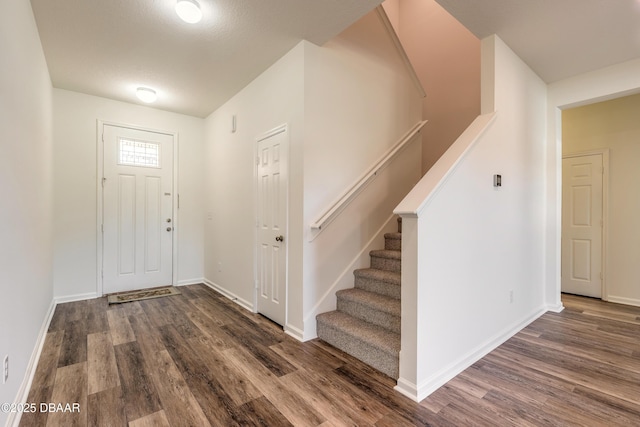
{"left": 316, "top": 218, "right": 402, "bottom": 378}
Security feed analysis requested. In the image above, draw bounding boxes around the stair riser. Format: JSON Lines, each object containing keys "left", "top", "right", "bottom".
{"left": 317, "top": 323, "right": 399, "bottom": 378}
{"left": 370, "top": 256, "right": 401, "bottom": 273}
{"left": 384, "top": 238, "right": 401, "bottom": 251}
{"left": 354, "top": 277, "right": 401, "bottom": 300}
{"left": 337, "top": 299, "right": 400, "bottom": 334}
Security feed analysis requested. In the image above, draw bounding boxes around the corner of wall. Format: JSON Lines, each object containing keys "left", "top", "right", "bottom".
{"left": 480, "top": 35, "right": 497, "bottom": 114}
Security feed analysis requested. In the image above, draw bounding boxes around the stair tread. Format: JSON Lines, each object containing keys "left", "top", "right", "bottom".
{"left": 384, "top": 232, "right": 402, "bottom": 239}
{"left": 316, "top": 311, "right": 400, "bottom": 354}
{"left": 336, "top": 288, "right": 400, "bottom": 316}
{"left": 370, "top": 249, "right": 401, "bottom": 260}
{"left": 354, "top": 268, "right": 400, "bottom": 285}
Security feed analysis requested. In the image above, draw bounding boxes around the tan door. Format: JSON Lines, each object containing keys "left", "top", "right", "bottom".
{"left": 562, "top": 153, "right": 603, "bottom": 298}
{"left": 103, "top": 124, "right": 174, "bottom": 294}
{"left": 256, "top": 126, "right": 288, "bottom": 325}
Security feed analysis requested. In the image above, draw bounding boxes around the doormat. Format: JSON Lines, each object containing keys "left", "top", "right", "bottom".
{"left": 107, "top": 286, "right": 181, "bottom": 304}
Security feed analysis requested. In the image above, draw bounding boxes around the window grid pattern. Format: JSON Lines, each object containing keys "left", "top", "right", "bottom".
{"left": 118, "top": 138, "right": 160, "bottom": 168}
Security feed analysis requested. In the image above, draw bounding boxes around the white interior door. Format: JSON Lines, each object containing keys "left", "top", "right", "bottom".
{"left": 103, "top": 124, "right": 174, "bottom": 294}
{"left": 256, "top": 126, "right": 288, "bottom": 326}
{"left": 562, "top": 153, "right": 603, "bottom": 298}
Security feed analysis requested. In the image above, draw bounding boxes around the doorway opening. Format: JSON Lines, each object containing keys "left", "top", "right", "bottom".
{"left": 97, "top": 122, "right": 178, "bottom": 296}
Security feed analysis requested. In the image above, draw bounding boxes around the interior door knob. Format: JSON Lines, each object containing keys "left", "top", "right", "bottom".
{"left": 275, "top": 235, "right": 284, "bottom": 242}
{"left": 166, "top": 227, "right": 172, "bottom": 232}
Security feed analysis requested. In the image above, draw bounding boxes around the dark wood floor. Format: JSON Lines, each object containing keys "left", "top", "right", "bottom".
{"left": 19, "top": 285, "right": 640, "bottom": 426}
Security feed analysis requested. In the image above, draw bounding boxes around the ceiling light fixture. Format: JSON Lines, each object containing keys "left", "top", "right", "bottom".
{"left": 136, "top": 87, "right": 157, "bottom": 103}
{"left": 175, "top": 0, "right": 202, "bottom": 24}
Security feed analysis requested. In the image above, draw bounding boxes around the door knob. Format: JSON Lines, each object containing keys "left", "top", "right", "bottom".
{"left": 166, "top": 227, "right": 172, "bottom": 232}
{"left": 275, "top": 235, "right": 284, "bottom": 242}
{"left": 166, "top": 218, "right": 172, "bottom": 223}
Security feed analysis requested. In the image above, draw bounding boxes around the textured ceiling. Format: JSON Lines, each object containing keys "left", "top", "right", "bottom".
{"left": 435, "top": 0, "right": 640, "bottom": 83}
{"left": 30, "top": 0, "right": 382, "bottom": 118}
{"left": 31, "top": 0, "right": 640, "bottom": 118}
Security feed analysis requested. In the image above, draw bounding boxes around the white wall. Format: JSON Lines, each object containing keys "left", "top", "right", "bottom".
{"left": 395, "top": 35, "right": 548, "bottom": 401}
{"left": 301, "top": 10, "right": 422, "bottom": 338}
{"left": 203, "top": 42, "right": 305, "bottom": 316}
{"left": 0, "top": 0, "right": 54, "bottom": 424}
{"left": 546, "top": 58, "right": 640, "bottom": 309}
{"left": 203, "top": 10, "right": 423, "bottom": 340}
{"left": 53, "top": 89, "right": 205, "bottom": 300}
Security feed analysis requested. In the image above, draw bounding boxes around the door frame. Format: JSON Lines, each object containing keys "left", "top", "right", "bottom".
{"left": 96, "top": 120, "right": 179, "bottom": 296}
{"left": 253, "top": 123, "right": 289, "bottom": 322}
{"left": 561, "top": 149, "right": 609, "bottom": 300}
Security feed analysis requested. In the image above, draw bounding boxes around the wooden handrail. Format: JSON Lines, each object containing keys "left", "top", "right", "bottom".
{"left": 310, "top": 120, "right": 427, "bottom": 237}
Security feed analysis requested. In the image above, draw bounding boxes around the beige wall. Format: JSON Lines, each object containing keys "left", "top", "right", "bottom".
{"left": 563, "top": 93, "right": 640, "bottom": 306}
{"left": 384, "top": 0, "right": 481, "bottom": 174}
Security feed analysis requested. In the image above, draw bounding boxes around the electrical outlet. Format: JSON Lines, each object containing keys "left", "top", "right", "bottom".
{"left": 3, "top": 355, "right": 8, "bottom": 384}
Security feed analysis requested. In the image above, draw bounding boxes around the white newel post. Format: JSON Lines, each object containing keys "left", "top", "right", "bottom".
{"left": 394, "top": 213, "right": 426, "bottom": 401}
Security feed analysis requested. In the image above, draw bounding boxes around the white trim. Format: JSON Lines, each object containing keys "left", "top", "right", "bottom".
{"left": 254, "top": 124, "right": 290, "bottom": 326}
{"left": 395, "top": 307, "right": 547, "bottom": 402}
{"left": 284, "top": 324, "right": 305, "bottom": 342}
{"left": 395, "top": 114, "right": 495, "bottom": 216}
{"left": 606, "top": 295, "right": 640, "bottom": 308}
{"left": 203, "top": 279, "right": 255, "bottom": 312}
{"left": 7, "top": 300, "right": 56, "bottom": 427}
{"left": 97, "top": 120, "right": 179, "bottom": 296}
{"left": 54, "top": 292, "right": 99, "bottom": 305}
{"left": 546, "top": 303, "right": 565, "bottom": 313}
{"left": 562, "top": 149, "right": 609, "bottom": 300}
{"left": 175, "top": 278, "right": 206, "bottom": 287}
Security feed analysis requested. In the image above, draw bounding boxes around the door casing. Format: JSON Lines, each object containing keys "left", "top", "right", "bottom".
{"left": 97, "top": 120, "right": 179, "bottom": 296}
{"left": 254, "top": 123, "right": 289, "bottom": 325}
{"left": 561, "top": 149, "right": 609, "bottom": 300}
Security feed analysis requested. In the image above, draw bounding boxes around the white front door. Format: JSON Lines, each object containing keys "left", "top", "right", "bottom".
{"left": 562, "top": 153, "right": 603, "bottom": 298}
{"left": 256, "top": 126, "right": 288, "bottom": 326}
{"left": 102, "top": 124, "right": 174, "bottom": 294}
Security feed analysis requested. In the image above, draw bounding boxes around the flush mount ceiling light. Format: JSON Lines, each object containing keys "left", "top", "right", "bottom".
{"left": 175, "top": 0, "right": 202, "bottom": 24}
{"left": 136, "top": 87, "right": 157, "bottom": 103}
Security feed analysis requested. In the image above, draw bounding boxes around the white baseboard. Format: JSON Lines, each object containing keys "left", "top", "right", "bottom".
{"left": 546, "top": 302, "right": 565, "bottom": 313}
{"left": 395, "top": 306, "right": 547, "bottom": 402}
{"left": 394, "top": 377, "right": 420, "bottom": 401}
{"left": 54, "top": 292, "right": 99, "bottom": 304}
{"left": 605, "top": 295, "right": 640, "bottom": 307}
{"left": 175, "top": 278, "right": 206, "bottom": 287}
{"left": 284, "top": 324, "right": 305, "bottom": 342}
{"left": 6, "top": 299, "right": 57, "bottom": 427}
{"left": 53, "top": 280, "right": 207, "bottom": 303}
{"left": 202, "top": 279, "right": 254, "bottom": 312}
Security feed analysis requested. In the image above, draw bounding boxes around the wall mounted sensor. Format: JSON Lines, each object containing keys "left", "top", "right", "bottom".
{"left": 494, "top": 174, "right": 502, "bottom": 187}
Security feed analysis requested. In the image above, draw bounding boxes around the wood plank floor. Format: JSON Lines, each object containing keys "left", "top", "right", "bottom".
{"left": 19, "top": 286, "right": 640, "bottom": 426}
